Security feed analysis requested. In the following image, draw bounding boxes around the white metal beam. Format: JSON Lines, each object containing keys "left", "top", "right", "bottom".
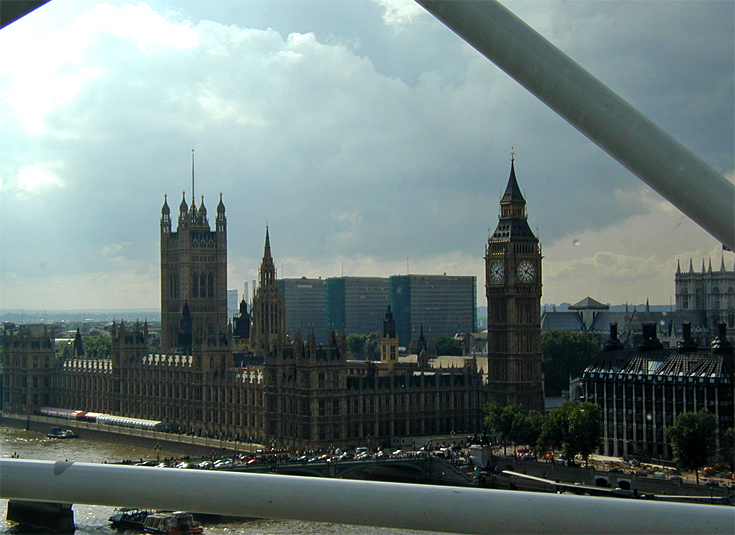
{"left": 1, "top": 460, "right": 733, "bottom": 534}
{"left": 417, "top": 0, "right": 734, "bottom": 249}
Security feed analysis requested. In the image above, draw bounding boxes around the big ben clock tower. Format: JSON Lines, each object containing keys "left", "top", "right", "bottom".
{"left": 485, "top": 154, "right": 544, "bottom": 412}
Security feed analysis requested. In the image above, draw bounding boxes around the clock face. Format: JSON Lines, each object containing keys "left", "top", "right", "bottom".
{"left": 489, "top": 260, "right": 504, "bottom": 283}
{"left": 517, "top": 260, "right": 536, "bottom": 283}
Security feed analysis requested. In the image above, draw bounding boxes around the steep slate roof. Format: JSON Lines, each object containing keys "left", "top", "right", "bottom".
{"left": 588, "top": 311, "right": 634, "bottom": 333}
{"left": 569, "top": 297, "right": 609, "bottom": 310}
{"left": 501, "top": 160, "right": 525, "bottom": 203}
{"left": 584, "top": 348, "right": 733, "bottom": 378}
{"left": 628, "top": 310, "right": 706, "bottom": 334}
{"left": 540, "top": 311, "right": 585, "bottom": 332}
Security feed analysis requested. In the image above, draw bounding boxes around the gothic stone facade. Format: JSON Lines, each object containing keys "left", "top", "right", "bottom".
{"left": 484, "top": 159, "right": 545, "bottom": 412}
{"left": 675, "top": 257, "right": 735, "bottom": 340}
{"left": 3, "top": 161, "right": 545, "bottom": 449}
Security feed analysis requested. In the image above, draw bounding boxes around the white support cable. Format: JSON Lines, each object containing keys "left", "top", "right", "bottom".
{"left": 1, "top": 460, "right": 733, "bottom": 535}
{"left": 417, "top": 0, "right": 734, "bottom": 249}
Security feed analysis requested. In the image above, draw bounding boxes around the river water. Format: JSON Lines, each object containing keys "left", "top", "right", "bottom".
{"left": 0, "top": 426, "right": 458, "bottom": 535}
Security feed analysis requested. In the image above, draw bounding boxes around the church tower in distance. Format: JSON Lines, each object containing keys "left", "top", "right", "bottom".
{"left": 160, "top": 191, "right": 228, "bottom": 352}
{"left": 485, "top": 156, "right": 545, "bottom": 412}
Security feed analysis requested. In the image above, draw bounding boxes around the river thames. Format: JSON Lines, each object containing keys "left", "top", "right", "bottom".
{"left": 0, "top": 426, "right": 462, "bottom": 535}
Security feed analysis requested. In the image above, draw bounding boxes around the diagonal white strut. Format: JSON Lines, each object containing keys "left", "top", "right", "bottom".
{"left": 1, "top": 460, "right": 733, "bottom": 535}
{"left": 417, "top": 0, "right": 734, "bottom": 249}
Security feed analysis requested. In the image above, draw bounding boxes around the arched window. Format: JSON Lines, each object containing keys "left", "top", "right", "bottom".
{"left": 208, "top": 273, "right": 215, "bottom": 298}
{"left": 713, "top": 287, "right": 720, "bottom": 310}
{"left": 727, "top": 287, "right": 734, "bottom": 309}
{"left": 200, "top": 273, "right": 207, "bottom": 298}
{"left": 192, "top": 272, "right": 199, "bottom": 298}
{"left": 680, "top": 288, "right": 689, "bottom": 310}
{"left": 695, "top": 287, "right": 703, "bottom": 309}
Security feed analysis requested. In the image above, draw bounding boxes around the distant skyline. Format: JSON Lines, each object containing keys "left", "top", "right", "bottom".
{"left": 1, "top": 0, "right": 733, "bottom": 310}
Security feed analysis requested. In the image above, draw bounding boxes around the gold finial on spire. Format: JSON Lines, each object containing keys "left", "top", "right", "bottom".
{"left": 510, "top": 146, "right": 515, "bottom": 161}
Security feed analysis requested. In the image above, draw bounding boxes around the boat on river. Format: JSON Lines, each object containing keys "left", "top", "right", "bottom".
{"left": 47, "top": 427, "right": 79, "bottom": 439}
{"left": 143, "top": 512, "right": 203, "bottom": 534}
{"left": 109, "top": 508, "right": 153, "bottom": 530}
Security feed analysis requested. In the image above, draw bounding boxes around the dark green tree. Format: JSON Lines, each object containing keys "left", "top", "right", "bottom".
{"left": 56, "top": 334, "right": 111, "bottom": 359}
{"left": 84, "top": 334, "right": 112, "bottom": 359}
{"left": 347, "top": 332, "right": 379, "bottom": 359}
{"left": 484, "top": 403, "right": 544, "bottom": 455}
{"left": 347, "top": 334, "right": 366, "bottom": 356}
{"left": 56, "top": 340, "right": 73, "bottom": 359}
{"left": 666, "top": 409, "right": 718, "bottom": 483}
{"left": 537, "top": 401, "right": 602, "bottom": 465}
{"left": 364, "top": 331, "right": 379, "bottom": 358}
{"left": 433, "top": 336, "right": 463, "bottom": 356}
{"left": 484, "top": 402, "right": 518, "bottom": 455}
{"left": 511, "top": 410, "right": 546, "bottom": 455}
{"left": 541, "top": 330, "right": 600, "bottom": 396}
{"left": 720, "top": 427, "right": 735, "bottom": 471}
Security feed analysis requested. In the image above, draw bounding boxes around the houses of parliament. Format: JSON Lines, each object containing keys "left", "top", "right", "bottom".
{"left": 2, "top": 162, "right": 545, "bottom": 450}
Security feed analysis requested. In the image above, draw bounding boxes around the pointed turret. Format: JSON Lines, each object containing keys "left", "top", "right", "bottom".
{"left": 73, "top": 328, "right": 84, "bottom": 357}
{"left": 179, "top": 191, "right": 188, "bottom": 215}
{"left": 216, "top": 192, "right": 226, "bottom": 233}
{"left": 259, "top": 226, "right": 276, "bottom": 287}
{"left": 689, "top": 258, "right": 694, "bottom": 273}
{"left": 382, "top": 305, "right": 396, "bottom": 338}
{"left": 707, "top": 258, "right": 712, "bottom": 273}
{"left": 161, "top": 194, "right": 171, "bottom": 234}
{"left": 501, "top": 158, "right": 525, "bottom": 204}
{"left": 490, "top": 157, "right": 534, "bottom": 240}
{"left": 178, "top": 191, "right": 189, "bottom": 230}
{"left": 720, "top": 256, "right": 726, "bottom": 272}
{"left": 199, "top": 195, "right": 207, "bottom": 218}
{"left": 251, "top": 226, "right": 285, "bottom": 359}
{"left": 189, "top": 197, "right": 198, "bottom": 220}
{"left": 676, "top": 259, "right": 681, "bottom": 274}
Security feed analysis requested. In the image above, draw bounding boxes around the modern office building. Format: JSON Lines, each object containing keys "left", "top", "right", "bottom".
{"left": 325, "top": 277, "right": 390, "bottom": 335}
{"left": 390, "top": 274, "right": 477, "bottom": 347}
{"left": 582, "top": 322, "right": 734, "bottom": 460}
{"left": 227, "top": 289, "right": 239, "bottom": 320}
{"left": 277, "top": 277, "right": 327, "bottom": 344}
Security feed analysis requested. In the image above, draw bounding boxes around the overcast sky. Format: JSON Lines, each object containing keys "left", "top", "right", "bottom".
{"left": 0, "top": 0, "right": 732, "bottom": 311}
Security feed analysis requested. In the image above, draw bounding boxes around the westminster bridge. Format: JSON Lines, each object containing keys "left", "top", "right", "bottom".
{"left": 226, "top": 456, "right": 474, "bottom": 486}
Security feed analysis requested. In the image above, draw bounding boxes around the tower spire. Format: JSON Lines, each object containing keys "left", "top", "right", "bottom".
{"left": 191, "top": 149, "right": 195, "bottom": 204}
{"left": 264, "top": 225, "right": 272, "bottom": 259}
